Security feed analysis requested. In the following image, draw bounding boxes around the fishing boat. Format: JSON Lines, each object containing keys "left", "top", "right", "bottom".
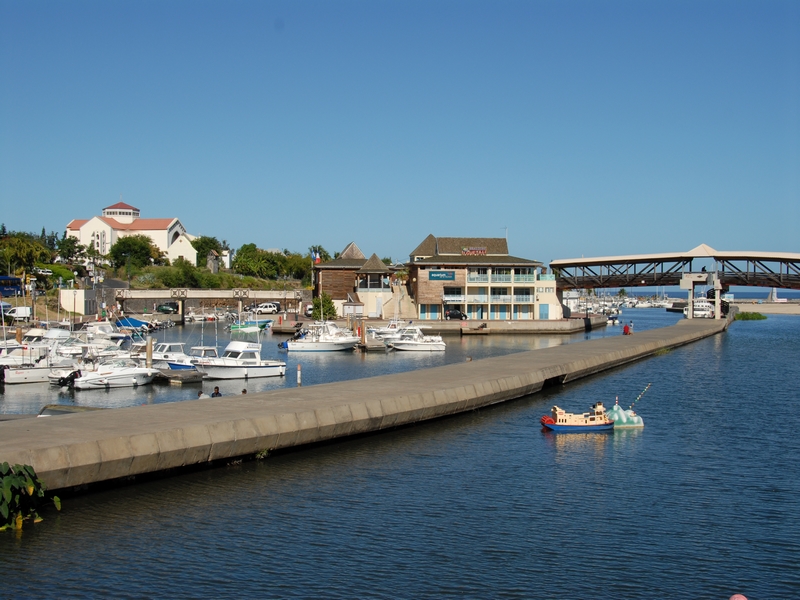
{"left": 279, "top": 322, "right": 359, "bottom": 352}
{"left": 540, "top": 402, "right": 615, "bottom": 432}
{"left": 194, "top": 340, "right": 286, "bottom": 379}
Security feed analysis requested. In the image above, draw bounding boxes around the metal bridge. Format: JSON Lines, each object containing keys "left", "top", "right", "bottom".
{"left": 550, "top": 244, "right": 800, "bottom": 291}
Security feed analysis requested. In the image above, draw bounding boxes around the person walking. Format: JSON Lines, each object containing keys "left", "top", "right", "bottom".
{"left": 629, "top": 321, "right": 634, "bottom": 333}
{"left": 211, "top": 386, "right": 222, "bottom": 397}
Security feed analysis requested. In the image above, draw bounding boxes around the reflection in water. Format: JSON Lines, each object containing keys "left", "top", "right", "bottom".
{"left": 2, "top": 311, "right": 799, "bottom": 598}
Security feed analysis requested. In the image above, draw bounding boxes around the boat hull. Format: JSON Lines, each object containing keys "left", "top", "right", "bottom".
{"left": 285, "top": 340, "right": 358, "bottom": 352}
{"left": 390, "top": 341, "right": 446, "bottom": 352}
{"left": 73, "top": 372, "right": 157, "bottom": 389}
{"left": 3, "top": 366, "right": 52, "bottom": 384}
{"left": 195, "top": 363, "right": 286, "bottom": 379}
{"left": 542, "top": 422, "right": 615, "bottom": 432}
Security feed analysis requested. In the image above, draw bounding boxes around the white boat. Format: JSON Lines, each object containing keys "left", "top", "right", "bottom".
{"left": 683, "top": 298, "right": 714, "bottom": 319}
{"left": 280, "top": 322, "right": 359, "bottom": 352}
{"left": 130, "top": 342, "right": 194, "bottom": 369}
{"left": 70, "top": 359, "right": 160, "bottom": 389}
{"left": 387, "top": 326, "right": 446, "bottom": 352}
{"left": 194, "top": 341, "right": 286, "bottom": 379}
{"left": 367, "top": 319, "right": 408, "bottom": 339}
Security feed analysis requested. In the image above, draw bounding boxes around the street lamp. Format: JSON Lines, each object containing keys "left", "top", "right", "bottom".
{"left": 72, "top": 290, "right": 77, "bottom": 332}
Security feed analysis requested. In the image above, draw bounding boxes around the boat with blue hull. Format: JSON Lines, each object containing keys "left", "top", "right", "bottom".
{"left": 540, "top": 402, "right": 615, "bottom": 432}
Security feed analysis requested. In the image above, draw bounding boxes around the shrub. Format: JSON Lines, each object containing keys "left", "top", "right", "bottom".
{"left": 735, "top": 312, "right": 767, "bottom": 321}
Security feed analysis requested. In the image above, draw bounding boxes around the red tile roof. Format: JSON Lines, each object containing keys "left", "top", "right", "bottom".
{"left": 66, "top": 219, "right": 89, "bottom": 230}
{"left": 104, "top": 202, "right": 139, "bottom": 211}
{"left": 97, "top": 217, "right": 177, "bottom": 230}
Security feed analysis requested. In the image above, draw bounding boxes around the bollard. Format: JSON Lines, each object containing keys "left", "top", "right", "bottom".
{"left": 297, "top": 363, "right": 302, "bottom": 386}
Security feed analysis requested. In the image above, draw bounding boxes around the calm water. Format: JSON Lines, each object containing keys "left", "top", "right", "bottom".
{"left": 0, "top": 308, "right": 677, "bottom": 415}
{"left": 2, "top": 310, "right": 799, "bottom": 599}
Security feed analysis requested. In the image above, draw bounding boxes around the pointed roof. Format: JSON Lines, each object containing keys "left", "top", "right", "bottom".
{"left": 104, "top": 202, "right": 139, "bottom": 211}
{"left": 358, "top": 253, "right": 391, "bottom": 273}
{"left": 410, "top": 234, "right": 437, "bottom": 258}
{"left": 339, "top": 241, "right": 366, "bottom": 260}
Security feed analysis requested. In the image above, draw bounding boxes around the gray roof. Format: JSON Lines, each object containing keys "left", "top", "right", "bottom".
{"left": 358, "top": 254, "right": 391, "bottom": 273}
{"left": 339, "top": 242, "right": 365, "bottom": 260}
{"left": 410, "top": 234, "right": 512, "bottom": 259}
{"left": 411, "top": 255, "right": 541, "bottom": 267}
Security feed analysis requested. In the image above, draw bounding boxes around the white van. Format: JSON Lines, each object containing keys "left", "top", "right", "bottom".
{"left": 5, "top": 306, "right": 32, "bottom": 321}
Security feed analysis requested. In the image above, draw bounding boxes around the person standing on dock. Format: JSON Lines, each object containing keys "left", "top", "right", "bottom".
{"left": 629, "top": 321, "right": 634, "bottom": 333}
{"left": 623, "top": 323, "right": 630, "bottom": 335}
{"left": 211, "top": 386, "right": 222, "bottom": 397}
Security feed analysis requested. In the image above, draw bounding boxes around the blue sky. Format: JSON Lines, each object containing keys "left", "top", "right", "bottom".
{"left": 1, "top": 0, "right": 798, "bottom": 265}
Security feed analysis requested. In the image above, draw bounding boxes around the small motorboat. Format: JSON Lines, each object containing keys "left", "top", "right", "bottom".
{"left": 279, "top": 322, "right": 359, "bottom": 352}
{"left": 387, "top": 326, "right": 446, "bottom": 352}
{"left": 68, "top": 359, "right": 160, "bottom": 389}
{"left": 194, "top": 341, "right": 286, "bottom": 379}
{"left": 540, "top": 402, "right": 615, "bottom": 432}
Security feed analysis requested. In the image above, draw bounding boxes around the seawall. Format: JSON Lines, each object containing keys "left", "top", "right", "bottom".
{"left": 0, "top": 318, "right": 727, "bottom": 492}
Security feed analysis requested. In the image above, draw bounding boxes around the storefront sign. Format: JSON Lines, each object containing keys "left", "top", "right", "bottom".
{"left": 461, "top": 247, "right": 486, "bottom": 256}
{"left": 429, "top": 271, "right": 455, "bottom": 281}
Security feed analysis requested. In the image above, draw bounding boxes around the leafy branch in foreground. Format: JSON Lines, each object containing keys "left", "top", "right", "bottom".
{"left": 0, "top": 462, "right": 61, "bottom": 531}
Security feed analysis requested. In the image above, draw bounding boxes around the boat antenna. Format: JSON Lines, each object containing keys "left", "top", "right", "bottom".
{"left": 629, "top": 383, "right": 652, "bottom": 410}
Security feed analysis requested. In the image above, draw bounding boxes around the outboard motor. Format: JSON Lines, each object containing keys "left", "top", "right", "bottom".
{"left": 58, "top": 370, "right": 82, "bottom": 389}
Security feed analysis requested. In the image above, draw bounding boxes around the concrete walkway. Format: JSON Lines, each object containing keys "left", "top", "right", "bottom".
{"left": 0, "top": 319, "right": 727, "bottom": 491}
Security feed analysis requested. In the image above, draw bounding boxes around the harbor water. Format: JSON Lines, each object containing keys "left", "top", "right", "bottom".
{"left": 2, "top": 309, "right": 799, "bottom": 598}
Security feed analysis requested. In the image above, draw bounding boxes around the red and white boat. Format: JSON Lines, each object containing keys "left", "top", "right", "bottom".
{"left": 540, "top": 402, "right": 615, "bottom": 432}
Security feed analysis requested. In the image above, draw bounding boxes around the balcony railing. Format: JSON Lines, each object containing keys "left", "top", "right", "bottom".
{"left": 539, "top": 274, "right": 556, "bottom": 281}
{"left": 490, "top": 295, "right": 512, "bottom": 303}
{"left": 442, "top": 295, "right": 465, "bottom": 303}
{"left": 467, "top": 274, "right": 489, "bottom": 283}
{"left": 513, "top": 274, "right": 536, "bottom": 283}
{"left": 490, "top": 274, "right": 512, "bottom": 283}
{"left": 514, "top": 295, "right": 533, "bottom": 303}
{"left": 467, "top": 295, "right": 488, "bottom": 303}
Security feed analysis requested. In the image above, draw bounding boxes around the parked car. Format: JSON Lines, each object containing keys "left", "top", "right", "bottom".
{"left": 33, "top": 267, "right": 53, "bottom": 276}
{"left": 156, "top": 302, "right": 179, "bottom": 314}
{"left": 255, "top": 302, "right": 278, "bottom": 314}
{"left": 444, "top": 309, "right": 468, "bottom": 320}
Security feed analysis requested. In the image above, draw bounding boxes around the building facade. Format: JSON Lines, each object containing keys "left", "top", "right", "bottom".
{"left": 407, "top": 234, "right": 563, "bottom": 320}
{"left": 66, "top": 201, "right": 197, "bottom": 265}
{"left": 312, "top": 242, "right": 394, "bottom": 318}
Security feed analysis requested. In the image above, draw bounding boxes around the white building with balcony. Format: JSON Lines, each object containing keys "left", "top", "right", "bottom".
{"left": 66, "top": 201, "right": 197, "bottom": 265}
{"left": 407, "top": 234, "right": 563, "bottom": 320}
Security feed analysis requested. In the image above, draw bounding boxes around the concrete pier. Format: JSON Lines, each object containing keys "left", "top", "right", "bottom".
{"left": 0, "top": 318, "right": 727, "bottom": 491}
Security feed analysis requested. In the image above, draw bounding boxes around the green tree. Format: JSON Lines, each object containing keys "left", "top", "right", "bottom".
{"left": 56, "top": 236, "right": 86, "bottom": 264}
{"left": 108, "top": 235, "right": 161, "bottom": 269}
{"left": 190, "top": 236, "right": 223, "bottom": 267}
{"left": 0, "top": 235, "right": 50, "bottom": 274}
{"left": 618, "top": 288, "right": 627, "bottom": 298}
{"left": 312, "top": 292, "right": 337, "bottom": 320}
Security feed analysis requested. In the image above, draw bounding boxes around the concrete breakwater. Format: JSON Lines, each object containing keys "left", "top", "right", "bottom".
{"left": 0, "top": 318, "right": 727, "bottom": 492}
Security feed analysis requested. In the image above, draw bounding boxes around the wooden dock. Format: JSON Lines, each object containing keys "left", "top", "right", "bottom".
{"left": 154, "top": 369, "right": 206, "bottom": 385}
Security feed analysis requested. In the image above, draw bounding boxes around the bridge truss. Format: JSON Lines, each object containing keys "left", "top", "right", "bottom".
{"left": 550, "top": 245, "right": 800, "bottom": 291}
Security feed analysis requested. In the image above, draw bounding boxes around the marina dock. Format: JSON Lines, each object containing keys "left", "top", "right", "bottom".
{"left": 0, "top": 318, "right": 728, "bottom": 492}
